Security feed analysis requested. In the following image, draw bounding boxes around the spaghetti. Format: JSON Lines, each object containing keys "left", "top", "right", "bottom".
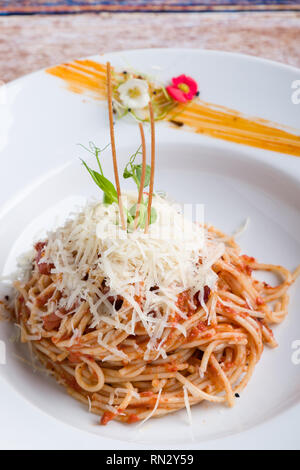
{"left": 11, "top": 200, "right": 298, "bottom": 425}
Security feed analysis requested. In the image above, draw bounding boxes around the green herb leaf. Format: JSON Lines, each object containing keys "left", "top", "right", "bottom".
{"left": 81, "top": 159, "right": 118, "bottom": 205}
{"left": 103, "top": 193, "right": 114, "bottom": 205}
{"left": 149, "top": 206, "right": 157, "bottom": 225}
{"left": 128, "top": 202, "right": 157, "bottom": 229}
{"left": 80, "top": 141, "right": 157, "bottom": 232}
{"left": 136, "top": 164, "right": 151, "bottom": 188}
{"left": 123, "top": 167, "right": 133, "bottom": 179}
{"left": 123, "top": 148, "right": 151, "bottom": 191}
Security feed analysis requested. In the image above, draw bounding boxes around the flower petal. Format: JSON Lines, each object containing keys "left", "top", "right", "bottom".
{"left": 183, "top": 76, "right": 198, "bottom": 95}
{"left": 172, "top": 75, "right": 186, "bottom": 87}
{"left": 118, "top": 78, "right": 150, "bottom": 109}
{"left": 166, "top": 85, "right": 188, "bottom": 103}
{"left": 184, "top": 91, "right": 195, "bottom": 100}
{"left": 171, "top": 74, "right": 198, "bottom": 100}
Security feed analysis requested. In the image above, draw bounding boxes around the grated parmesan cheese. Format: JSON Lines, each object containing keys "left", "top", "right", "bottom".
{"left": 138, "top": 387, "right": 162, "bottom": 426}
{"left": 32, "top": 193, "right": 224, "bottom": 356}
{"left": 183, "top": 385, "right": 193, "bottom": 426}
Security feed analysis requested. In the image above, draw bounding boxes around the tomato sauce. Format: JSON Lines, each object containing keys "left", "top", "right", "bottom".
{"left": 100, "top": 411, "right": 116, "bottom": 425}
{"left": 35, "top": 241, "right": 54, "bottom": 275}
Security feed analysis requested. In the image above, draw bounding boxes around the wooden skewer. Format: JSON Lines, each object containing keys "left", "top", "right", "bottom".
{"left": 145, "top": 102, "right": 155, "bottom": 234}
{"left": 106, "top": 61, "right": 126, "bottom": 230}
{"left": 134, "top": 123, "right": 147, "bottom": 230}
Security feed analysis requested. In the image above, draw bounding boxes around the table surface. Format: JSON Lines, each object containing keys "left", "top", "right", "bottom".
{"left": 1, "top": 11, "right": 300, "bottom": 84}
{"left": 1, "top": 1, "right": 300, "bottom": 14}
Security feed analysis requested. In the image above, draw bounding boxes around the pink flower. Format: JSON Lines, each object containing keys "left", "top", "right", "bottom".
{"left": 166, "top": 75, "right": 198, "bottom": 103}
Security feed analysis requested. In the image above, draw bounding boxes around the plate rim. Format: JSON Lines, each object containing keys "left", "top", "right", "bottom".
{"left": 4, "top": 47, "right": 300, "bottom": 89}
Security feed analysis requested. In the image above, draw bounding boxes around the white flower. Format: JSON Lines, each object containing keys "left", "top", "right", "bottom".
{"left": 118, "top": 78, "right": 150, "bottom": 109}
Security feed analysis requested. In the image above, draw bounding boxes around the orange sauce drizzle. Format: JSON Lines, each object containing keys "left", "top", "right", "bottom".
{"left": 46, "top": 59, "right": 300, "bottom": 157}
{"left": 47, "top": 59, "right": 107, "bottom": 98}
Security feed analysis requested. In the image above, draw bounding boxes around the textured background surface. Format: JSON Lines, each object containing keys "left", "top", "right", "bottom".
{"left": 1, "top": 11, "right": 300, "bottom": 83}
{"left": 1, "top": 1, "right": 300, "bottom": 14}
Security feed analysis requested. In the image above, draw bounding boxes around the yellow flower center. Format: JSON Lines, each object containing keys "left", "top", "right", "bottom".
{"left": 178, "top": 83, "right": 189, "bottom": 93}
{"left": 128, "top": 87, "right": 141, "bottom": 99}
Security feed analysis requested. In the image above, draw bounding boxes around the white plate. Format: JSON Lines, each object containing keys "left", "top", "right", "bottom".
{"left": 0, "top": 49, "right": 300, "bottom": 449}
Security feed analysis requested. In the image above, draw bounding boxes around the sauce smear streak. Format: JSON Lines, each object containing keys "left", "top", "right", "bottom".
{"left": 46, "top": 60, "right": 300, "bottom": 157}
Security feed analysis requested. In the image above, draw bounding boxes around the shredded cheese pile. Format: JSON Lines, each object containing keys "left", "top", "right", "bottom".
{"left": 39, "top": 194, "right": 224, "bottom": 356}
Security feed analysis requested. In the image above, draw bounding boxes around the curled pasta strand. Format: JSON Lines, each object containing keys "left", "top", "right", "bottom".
{"left": 75, "top": 358, "right": 104, "bottom": 393}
